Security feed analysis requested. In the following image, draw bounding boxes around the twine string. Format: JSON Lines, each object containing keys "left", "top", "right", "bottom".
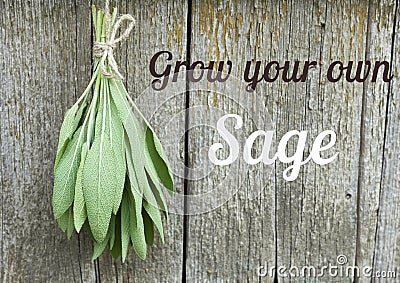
{"left": 93, "top": 0, "right": 135, "bottom": 79}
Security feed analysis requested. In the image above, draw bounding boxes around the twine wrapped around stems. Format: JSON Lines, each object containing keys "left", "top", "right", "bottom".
{"left": 92, "top": 0, "right": 135, "bottom": 79}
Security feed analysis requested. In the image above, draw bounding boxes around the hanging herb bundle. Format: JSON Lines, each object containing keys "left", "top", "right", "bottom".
{"left": 52, "top": 3, "right": 173, "bottom": 262}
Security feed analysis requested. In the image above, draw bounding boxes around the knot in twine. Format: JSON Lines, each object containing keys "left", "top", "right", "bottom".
{"left": 93, "top": 4, "right": 135, "bottom": 80}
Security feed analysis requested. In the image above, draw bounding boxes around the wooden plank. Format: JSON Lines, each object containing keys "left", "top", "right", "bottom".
{"left": 187, "top": 0, "right": 395, "bottom": 282}
{"left": 273, "top": 1, "right": 369, "bottom": 282}
{"left": 357, "top": 0, "right": 397, "bottom": 279}
{"left": 74, "top": 2, "right": 101, "bottom": 282}
{"left": 0, "top": 1, "right": 94, "bottom": 281}
{"left": 373, "top": 0, "right": 400, "bottom": 278}
{"left": 90, "top": 1, "right": 187, "bottom": 282}
{"left": 271, "top": 0, "right": 392, "bottom": 281}
{"left": 187, "top": 0, "right": 277, "bottom": 281}
{"left": 0, "top": 0, "right": 187, "bottom": 282}
{"left": 1, "top": 0, "right": 398, "bottom": 282}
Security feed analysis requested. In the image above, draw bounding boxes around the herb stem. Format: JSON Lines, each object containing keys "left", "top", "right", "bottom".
{"left": 91, "top": 5, "right": 97, "bottom": 28}
{"left": 73, "top": 64, "right": 100, "bottom": 108}
{"left": 106, "top": 79, "right": 113, "bottom": 143}
{"left": 96, "top": 9, "right": 104, "bottom": 42}
{"left": 86, "top": 73, "right": 102, "bottom": 146}
{"left": 125, "top": 91, "right": 155, "bottom": 133}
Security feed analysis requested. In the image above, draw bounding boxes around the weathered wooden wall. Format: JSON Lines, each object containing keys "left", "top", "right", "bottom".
{"left": 0, "top": 0, "right": 399, "bottom": 282}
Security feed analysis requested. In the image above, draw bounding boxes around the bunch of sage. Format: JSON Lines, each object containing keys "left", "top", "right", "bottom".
{"left": 52, "top": 4, "right": 173, "bottom": 262}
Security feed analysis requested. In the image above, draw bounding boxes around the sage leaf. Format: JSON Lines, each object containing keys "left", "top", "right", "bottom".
{"left": 143, "top": 199, "right": 164, "bottom": 242}
{"left": 113, "top": 78, "right": 173, "bottom": 213}
{"left": 125, "top": 138, "right": 147, "bottom": 259}
{"left": 54, "top": 104, "right": 79, "bottom": 169}
{"left": 73, "top": 101, "right": 88, "bottom": 131}
{"left": 147, "top": 174, "right": 169, "bottom": 221}
{"left": 124, "top": 132, "right": 143, "bottom": 204}
{"left": 82, "top": 133, "right": 117, "bottom": 243}
{"left": 143, "top": 209, "right": 154, "bottom": 246}
{"left": 114, "top": 77, "right": 174, "bottom": 193}
{"left": 125, "top": 115, "right": 160, "bottom": 212}
{"left": 53, "top": 126, "right": 86, "bottom": 218}
{"left": 144, "top": 148, "right": 169, "bottom": 220}
{"left": 56, "top": 206, "right": 72, "bottom": 232}
{"left": 66, "top": 207, "right": 74, "bottom": 240}
{"left": 145, "top": 128, "right": 174, "bottom": 193}
{"left": 92, "top": 227, "right": 110, "bottom": 260}
{"left": 107, "top": 86, "right": 126, "bottom": 214}
{"left": 110, "top": 209, "right": 122, "bottom": 260}
{"left": 121, "top": 189, "right": 130, "bottom": 262}
{"left": 109, "top": 214, "right": 116, "bottom": 250}
{"left": 109, "top": 79, "right": 131, "bottom": 123}
{"left": 128, "top": 182, "right": 147, "bottom": 260}
{"left": 56, "top": 207, "right": 74, "bottom": 239}
{"left": 73, "top": 142, "right": 89, "bottom": 232}
{"left": 87, "top": 74, "right": 102, "bottom": 148}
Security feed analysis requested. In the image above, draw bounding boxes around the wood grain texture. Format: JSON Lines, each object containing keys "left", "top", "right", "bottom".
{"left": 274, "top": 1, "right": 368, "bottom": 282}
{"left": 373, "top": 0, "right": 400, "bottom": 279}
{"left": 0, "top": 0, "right": 399, "bottom": 282}
{"left": 92, "top": 1, "right": 187, "bottom": 282}
{"left": 187, "top": 0, "right": 397, "bottom": 282}
{"left": 0, "top": 1, "right": 94, "bottom": 282}
{"left": 187, "top": 0, "right": 277, "bottom": 281}
{"left": 0, "top": 0, "right": 186, "bottom": 282}
{"left": 357, "top": 1, "right": 397, "bottom": 280}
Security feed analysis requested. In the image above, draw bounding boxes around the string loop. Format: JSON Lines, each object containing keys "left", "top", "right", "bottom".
{"left": 93, "top": 1, "right": 135, "bottom": 79}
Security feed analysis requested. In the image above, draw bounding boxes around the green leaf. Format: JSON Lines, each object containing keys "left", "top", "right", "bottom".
{"left": 143, "top": 209, "right": 154, "bottom": 246}
{"left": 121, "top": 189, "right": 130, "bottom": 262}
{"left": 109, "top": 79, "right": 131, "bottom": 124}
{"left": 55, "top": 101, "right": 87, "bottom": 169}
{"left": 87, "top": 74, "right": 102, "bottom": 148}
{"left": 109, "top": 77, "right": 171, "bottom": 258}
{"left": 125, "top": 139, "right": 147, "bottom": 259}
{"left": 127, "top": 182, "right": 147, "bottom": 260}
{"left": 144, "top": 150, "right": 169, "bottom": 220}
{"left": 82, "top": 133, "right": 117, "bottom": 243}
{"left": 56, "top": 206, "right": 71, "bottom": 232}
{"left": 147, "top": 173, "right": 169, "bottom": 221}
{"left": 54, "top": 104, "right": 79, "bottom": 169}
{"left": 56, "top": 207, "right": 74, "bottom": 239}
{"left": 92, "top": 227, "right": 110, "bottom": 260}
{"left": 83, "top": 79, "right": 119, "bottom": 243}
{"left": 111, "top": 78, "right": 167, "bottom": 211}
{"left": 73, "top": 101, "right": 88, "bottom": 130}
{"left": 112, "top": 78, "right": 172, "bottom": 222}
{"left": 106, "top": 84, "right": 126, "bottom": 214}
{"left": 85, "top": 220, "right": 95, "bottom": 241}
{"left": 109, "top": 214, "right": 116, "bottom": 250}
{"left": 124, "top": 115, "right": 165, "bottom": 238}
{"left": 110, "top": 209, "right": 122, "bottom": 260}
{"left": 143, "top": 199, "right": 164, "bottom": 242}
{"left": 73, "top": 142, "right": 89, "bottom": 232}
{"left": 145, "top": 127, "right": 174, "bottom": 193}
{"left": 112, "top": 77, "right": 173, "bottom": 193}
{"left": 66, "top": 207, "right": 74, "bottom": 239}
{"left": 124, "top": 116, "right": 160, "bottom": 210}
{"left": 124, "top": 132, "right": 143, "bottom": 207}
{"left": 94, "top": 77, "right": 106, "bottom": 137}
{"left": 53, "top": 126, "right": 86, "bottom": 218}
